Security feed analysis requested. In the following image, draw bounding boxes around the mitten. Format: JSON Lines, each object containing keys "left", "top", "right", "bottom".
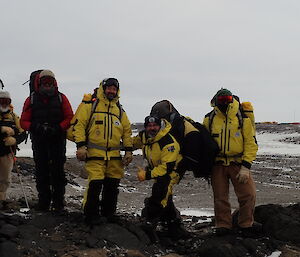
{"left": 236, "top": 165, "right": 250, "bottom": 184}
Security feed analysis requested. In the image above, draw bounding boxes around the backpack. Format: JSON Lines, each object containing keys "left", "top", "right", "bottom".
{"left": 66, "top": 89, "right": 124, "bottom": 142}
{"left": 150, "top": 100, "right": 219, "bottom": 179}
{"left": 182, "top": 117, "right": 219, "bottom": 179}
{"left": 208, "top": 95, "right": 256, "bottom": 134}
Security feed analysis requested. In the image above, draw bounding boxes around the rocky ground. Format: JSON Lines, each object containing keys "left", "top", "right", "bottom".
{"left": 0, "top": 124, "right": 300, "bottom": 257}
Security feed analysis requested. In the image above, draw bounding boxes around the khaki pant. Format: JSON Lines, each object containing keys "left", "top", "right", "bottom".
{"left": 0, "top": 154, "right": 14, "bottom": 200}
{"left": 211, "top": 163, "right": 256, "bottom": 229}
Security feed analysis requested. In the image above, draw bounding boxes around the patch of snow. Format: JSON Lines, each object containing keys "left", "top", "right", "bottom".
{"left": 179, "top": 208, "right": 214, "bottom": 217}
{"left": 257, "top": 132, "right": 300, "bottom": 156}
{"left": 268, "top": 251, "right": 281, "bottom": 257}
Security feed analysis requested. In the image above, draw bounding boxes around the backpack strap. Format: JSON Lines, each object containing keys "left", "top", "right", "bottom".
{"left": 236, "top": 109, "right": 243, "bottom": 129}
{"left": 116, "top": 101, "right": 124, "bottom": 120}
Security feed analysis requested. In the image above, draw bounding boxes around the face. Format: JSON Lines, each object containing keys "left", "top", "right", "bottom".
{"left": 39, "top": 76, "right": 56, "bottom": 96}
{"left": 0, "top": 98, "right": 11, "bottom": 112}
{"left": 216, "top": 95, "right": 233, "bottom": 113}
{"left": 104, "top": 85, "right": 118, "bottom": 100}
{"left": 145, "top": 122, "right": 161, "bottom": 138}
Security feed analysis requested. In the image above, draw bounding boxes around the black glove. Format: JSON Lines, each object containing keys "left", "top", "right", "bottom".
{"left": 47, "top": 124, "right": 61, "bottom": 136}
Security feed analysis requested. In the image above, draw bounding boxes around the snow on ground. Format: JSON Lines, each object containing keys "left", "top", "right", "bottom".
{"left": 257, "top": 132, "right": 300, "bottom": 156}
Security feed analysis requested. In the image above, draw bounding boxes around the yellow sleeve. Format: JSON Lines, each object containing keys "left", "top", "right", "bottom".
{"left": 73, "top": 103, "right": 93, "bottom": 146}
{"left": 151, "top": 142, "right": 180, "bottom": 178}
{"left": 203, "top": 116, "right": 209, "bottom": 131}
{"left": 120, "top": 111, "right": 133, "bottom": 149}
{"left": 242, "top": 118, "right": 258, "bottom": 165}
{"left": 132, "top": 133, "right": 143, "bottom": 150}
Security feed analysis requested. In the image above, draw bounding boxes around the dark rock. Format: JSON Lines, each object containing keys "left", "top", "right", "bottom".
{"left": 0, "top": 224, "right": 19, "bottom": 239}
{"left": 0, "top": 241, "right": 20, "bottom": 257}
{"left": 89, "top": 223, "right": 146, "bottom": 249}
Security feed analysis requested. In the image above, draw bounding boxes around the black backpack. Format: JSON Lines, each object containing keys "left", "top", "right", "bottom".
{"left": 151, "top": 100, "right": 219, "bottom": 179}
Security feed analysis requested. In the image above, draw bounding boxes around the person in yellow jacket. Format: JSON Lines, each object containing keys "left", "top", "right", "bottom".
{"left": 73, "top": 78, "right": 133, "bottom": 226}
{"left": 203, "top": 88, "right": 258, "bottom": 236}
{"left": 0, "top": 90, "right": 26, "bottom": 209}
{"left": 134, "top": 116, "right": 189, "bottom": 242}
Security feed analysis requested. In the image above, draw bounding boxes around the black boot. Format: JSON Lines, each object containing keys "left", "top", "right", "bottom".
{"left": 140, "top": 221, "right": 159, "bottom": 243}
{"left": 168, "top": 219, "right": 190, "bottom": 240}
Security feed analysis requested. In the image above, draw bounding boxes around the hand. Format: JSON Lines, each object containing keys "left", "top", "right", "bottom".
{"left": 137, "top": 166, "right": 146, "bottom": 182}
{"left": 76, "top": 146, "right": 88, "bottom": 161}
{"left": 236, "top": 165, "right": 250, "bottom": 184}
{"left": 122, "top": 151, "right": 133, "bottom": 166}
{"left": 3, "top": 136, "right": 16, "bottom": 146}
{"left": 1, "top": 126, "right": 15, "bottom": 136}
{"left": 47, "top": 124, "right": 61, "bottom": 136}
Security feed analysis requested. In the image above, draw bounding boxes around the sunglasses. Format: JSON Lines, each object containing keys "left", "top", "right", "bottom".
{"left": 0, "top": 98, "right": 11, "bottom": 105}
{"left": 217, "top": 95, "right": 233, "bottom": 105}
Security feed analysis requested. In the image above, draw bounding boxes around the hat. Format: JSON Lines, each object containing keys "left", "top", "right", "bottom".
{"left": 215, "top": 88, "right": 232, "bottom": 97}
{"left": 150, "top": 100, "right": 179, "bottom": 119}
{"left": 102, "top": 78, "right": 119, "bottom": 89}
{"left": 144, "top": 116, "right": 161, "bottom": 128}
{"left": 40, "top": 70, "right": 55, "bottom": 79}
{"left": 211, "top": 88, "right": 233, "bottom": 106}
{"left": 0, "top": 91, "right": 11, "bottom": 99}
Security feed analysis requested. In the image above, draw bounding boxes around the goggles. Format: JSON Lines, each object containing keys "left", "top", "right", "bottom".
{"left": 40, "top": 76, "right": 55, "bottom": 86}
{"left": 217, "top": 95, "right": 233, "bottom": 105}
{"left": 0, "top": 98, "right": 11, "bottom": 105}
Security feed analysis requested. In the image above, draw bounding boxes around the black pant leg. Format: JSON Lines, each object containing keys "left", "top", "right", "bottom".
{"left": 101, "top": 177, "right": 120, "bottom": 217}
{"left": 84, "top": 180, "right": 103, "bottom": 218}
{"left": 32, "top": 139, "right": 51, "bottom": 207}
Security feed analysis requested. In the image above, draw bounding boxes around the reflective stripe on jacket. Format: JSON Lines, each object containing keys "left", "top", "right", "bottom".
{"left": 203, "top": 99, "right": 258, "bottom": 168}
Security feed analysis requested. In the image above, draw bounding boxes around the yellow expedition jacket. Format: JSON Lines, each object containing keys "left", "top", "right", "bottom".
{"left": 133, "top": 120, "right": 182, "bottom": 179}
{"left": 73, "top": 86, "right": 132, "bottom": 160}
{"left": 203, "top": 99, "right": 258, "bottom": 168}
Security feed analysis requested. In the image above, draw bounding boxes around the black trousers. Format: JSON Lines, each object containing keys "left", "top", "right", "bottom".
{"left": 142, "top": 175, "right": 180, "bottom": 224}
{"left": 31, "top": 134, "right": 67, "bottom": 208}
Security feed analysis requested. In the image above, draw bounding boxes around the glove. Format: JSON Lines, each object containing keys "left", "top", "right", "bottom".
{"left": 76, "top": 146, "right": 88, "bottom": 161}
{"left": 47, "top": 124, "right": 61, "bottom": 136}
{"left": 137, "top": 166, "right": 146, "bottom": 182}
{"left": 236, "top": 165, "right": 250, "bottom": 184}
{"left": 122, "top": 151, "right": 133, "bottom": 166}
{"left": 1, "top": 126, "right": 15, "bottom": 136}
{"left": 3, "top": 136, "right": 16, "bottom": 146}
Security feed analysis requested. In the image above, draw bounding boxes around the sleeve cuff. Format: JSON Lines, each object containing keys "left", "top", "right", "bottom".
{"left": 242, "top": 160, "right": 251, "bottom": 169}
{"left": 76, "top": 141, "right": 86, "bottom": 149}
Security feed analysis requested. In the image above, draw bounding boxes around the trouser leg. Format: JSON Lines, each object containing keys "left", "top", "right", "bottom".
{"left": 211, "top": 165, "right": 232, "bottom": 228}
{"left": 49, "top": 140, "right": 67, "bottom": 209}
{"left": 101, "top": 177, "right": 120, "bottom": 217}
{"left": 230, "top": 164, "right": 256, "bottom": 228}
{"left": 32, "top": 141, "right": 51, "bottom": 208}
{"left": 83, "top": 179, "right": 103, "bottom": 218}
{"left": 142, "top": 174, "right": 171, "bottom": 222}
{"left": 0, "top": 154, "right": 13, "bottom": 201}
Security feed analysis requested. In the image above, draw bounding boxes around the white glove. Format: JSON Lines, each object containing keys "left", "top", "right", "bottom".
{"left": 236, "top": 165, "right": 250, "bottom": 184}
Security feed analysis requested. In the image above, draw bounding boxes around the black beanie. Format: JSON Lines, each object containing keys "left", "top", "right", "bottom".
{"left": 144, "top": 116, "right": 161, "bottom": 128}
{"left": 102, "top": 78, "right": 119, "bottom": 89}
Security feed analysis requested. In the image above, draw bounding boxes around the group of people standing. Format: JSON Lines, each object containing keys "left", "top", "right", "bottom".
{"left": 0, "top": 69, "right": 258, "bottom": 241}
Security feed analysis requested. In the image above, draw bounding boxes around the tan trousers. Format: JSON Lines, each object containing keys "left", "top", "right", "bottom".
{"left": 0, "top": 154, "right": 14, "bottom": 200}
{"left": 211, "top": 163, "right": 256, "bottom": 229}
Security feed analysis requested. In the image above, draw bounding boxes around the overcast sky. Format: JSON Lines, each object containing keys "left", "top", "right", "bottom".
{"left": 1, "top": 1, "right": 300, "bottom": 123}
